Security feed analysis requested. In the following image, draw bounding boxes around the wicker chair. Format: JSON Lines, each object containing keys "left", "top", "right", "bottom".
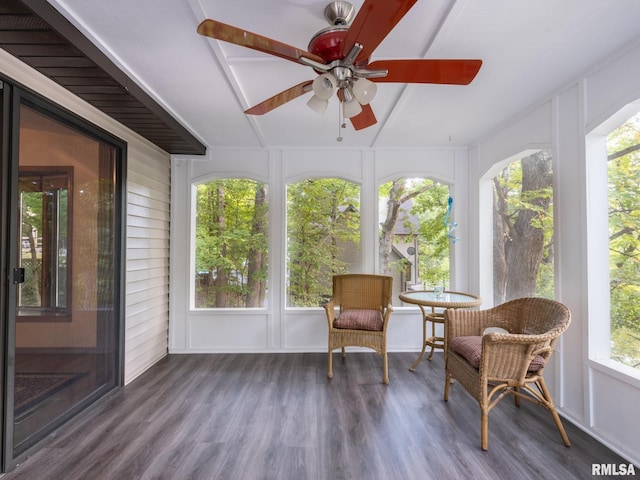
{"left": 324, "top": 274, "right": 394, "bottom": 384}
{"left": 443, "top": 297, "right": 572, "bottom": 450}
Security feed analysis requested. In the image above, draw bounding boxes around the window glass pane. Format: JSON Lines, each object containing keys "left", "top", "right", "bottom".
{"left": 378, "top": 179, "right": 451, "bottom": 303}
{"left": 194, "top": 179, "right": 269, "bottom": 308}
{"left": 286, "top": 178, "right": 360, "bottom": 307}
{"left": 607, "top": 112, "right": 640, "bottom": 370}
{"left": 492, "top": 150, "right": 554, "bottom": 304}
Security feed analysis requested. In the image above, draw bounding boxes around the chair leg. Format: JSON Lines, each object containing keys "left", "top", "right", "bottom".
{"left": 341, "top": 347, "right": 346, "bottom": 358}
{"left": 382, "top": 352, "right": 389, "bottom": 384}
{"left": 538, "top": 378, "right": 571, "bottom": 447}
{"left": 514, "top": 386, "right": 521, "bottom": 407}
{"left": 444, "top": 371, "right": 451, "bottom": 401}
{"left": 327, "top": 348, "right": 333, "bottom": 379}
{"left": 481, "top": 404, "right": 489, "bottom": 450}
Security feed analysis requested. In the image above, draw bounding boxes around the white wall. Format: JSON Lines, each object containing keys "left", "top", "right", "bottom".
{"left": 469, "top": 39, "right": 640, "bottom": 466}
{"left": 0, "top": 49, "right": 171, "bottom": 385}
{"left": 170, "top": 146, "right": 474, "bottom": 354}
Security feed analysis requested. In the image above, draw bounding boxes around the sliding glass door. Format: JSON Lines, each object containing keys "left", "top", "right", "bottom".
{"left": 2, "top": 86, "right": 125, "bottom": 463}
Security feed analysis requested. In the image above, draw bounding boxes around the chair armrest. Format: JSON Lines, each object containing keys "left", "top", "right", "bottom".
{"left": 324, "top": 299, "right": 336, "bottom": 328}
{"left": 483, "top": 330, "right": 558, "bottom": 357}
{"left": 480, "top": 331, "right": 558, "bottom": 380}
{"left": 483, "top": 330, "right": 558, "bottom": 345}
{"left": 382, "top": 304, "right": 394, "bottom": 329}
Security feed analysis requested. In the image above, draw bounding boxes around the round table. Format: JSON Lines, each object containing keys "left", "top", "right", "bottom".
{"left": 399, "top": 290, "right": 482, "bottom": 371}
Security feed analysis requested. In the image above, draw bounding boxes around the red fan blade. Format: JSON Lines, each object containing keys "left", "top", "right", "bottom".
{"left": 368, "top": 59, "right": 482, "bottom": 85}
{"left": 197, "top": 19, "right": 325, "bottom": 65}
{"left": 350, "top": 104, "right": 377, "bottom": 130}
{"left": 245, "top": 81, "right": 313, "bottom": 115}
{"left": 341, "top": 0, "right": 417, "bottom": 64}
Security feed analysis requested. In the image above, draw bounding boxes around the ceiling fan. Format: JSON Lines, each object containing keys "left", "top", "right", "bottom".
{"left": 197, "top": 0, "right": 482, "bottom": 133}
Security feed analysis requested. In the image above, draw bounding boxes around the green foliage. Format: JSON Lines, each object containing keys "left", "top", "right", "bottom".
{"left": 195, "top": 179, "right": 268, "bottom": 307}
{"left": 286, "top": 178, "right": 360, "bottom": 307}
{"left": 607, "top": 112, "right": 640, "bottom": 369}
{"left": 410, "top": 182, "right": 451, "bottom": 286}
{"left": 611, "top": 326, "right": 640, "bottom": 368}
{"left": 495, "top": 159, "right": 554, "bottom": 236}
{"left": 378, "top": 179, "right": 450, "bottom": 287}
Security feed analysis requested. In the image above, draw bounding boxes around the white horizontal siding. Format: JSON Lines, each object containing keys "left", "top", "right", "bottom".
{"left": 127, "top": 265, "right": 170, "bottom": 284}
{"left": 126, "top": 294, "right": 171, "bottom": 320}
{"left": 126, "top": 146, "right": 171, "bottom": 383}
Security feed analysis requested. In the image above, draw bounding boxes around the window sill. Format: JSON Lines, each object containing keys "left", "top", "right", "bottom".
{"left": 17, "top": 309, "right": 71, "bottom": 322}
{"left": 587, "top": 357, "right": 640, "bottom": 388}
{"left": 190, "top": 308, "right": 269, "bottom": 314}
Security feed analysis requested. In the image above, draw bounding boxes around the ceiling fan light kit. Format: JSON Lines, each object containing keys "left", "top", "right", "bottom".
{"left": 312, "top": 73, "right": 337, "bottom": 100}
{"left": 341, "top": 88, "right": 362, "bottom": 118}
{"left": 306, "top": 62, "right": 374, "bottom": 121}
{"left": 352, "top": 77, "right": 376, "bottom": 105}
{"left": 197, "top": 0, "right": 482, "bottom": 136}
{"left": 306, "top": 94, "right": 329, "bottom": 115}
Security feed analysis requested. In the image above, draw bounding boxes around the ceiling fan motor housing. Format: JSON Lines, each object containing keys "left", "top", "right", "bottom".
{"left": 307, "top": 1, "right": 358, "bottom": 70}
{"left": 308, "top": 26, "right": 348, "bottom": 66}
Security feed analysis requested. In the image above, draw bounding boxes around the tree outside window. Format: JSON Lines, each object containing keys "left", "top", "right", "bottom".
{"left": 493, "top": 150, "right": 554, "bottom": 304}
{"left": 607, "top": 112, "right": 640, "bottom": 369}
{"left": 378, "top": 178, "right": 451, "bottom": 298}
{"left": 286, "top": 178, "right": 360, "bottom": 307}
{"left": 194, "top": 179, "right": 268, "bottom": 308}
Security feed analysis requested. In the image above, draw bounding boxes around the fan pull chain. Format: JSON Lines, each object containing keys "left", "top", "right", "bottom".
{"left": 337, "top": 99, "right": 343, "bottom": 142}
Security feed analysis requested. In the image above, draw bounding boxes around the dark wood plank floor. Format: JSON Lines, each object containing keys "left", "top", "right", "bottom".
{"left": 3, "top": 352, "right": 637, "bottom": 480}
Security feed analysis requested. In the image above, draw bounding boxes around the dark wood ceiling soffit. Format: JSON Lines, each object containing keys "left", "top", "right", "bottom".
{"left": 0, "top": 0, "right": 205, "bottom": 155}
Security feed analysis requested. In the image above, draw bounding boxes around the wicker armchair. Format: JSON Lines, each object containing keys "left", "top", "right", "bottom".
{"left": 324, "top": 274, "right": 394, "bottom": 384}
{"left": 443, "top": 297, "right": 571, "bottom": 450}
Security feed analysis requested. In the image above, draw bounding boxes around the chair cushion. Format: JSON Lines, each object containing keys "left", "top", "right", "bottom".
{"left": 450, "top": 336, "right": 546, "bottom": 372}
{"left": 334, "top": 309, "right": 384, "bottom": 331}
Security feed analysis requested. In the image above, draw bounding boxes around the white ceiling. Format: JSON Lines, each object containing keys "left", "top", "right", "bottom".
{"left": 49, "top": 0, "right": 640, "bottom": 150}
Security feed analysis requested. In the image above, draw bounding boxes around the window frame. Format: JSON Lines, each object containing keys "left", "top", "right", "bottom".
{"left": 586, "top": 101, "right": 640, "bottom": 382}
{"left": 17, "top": 166, "right": 73, "bottom": 321}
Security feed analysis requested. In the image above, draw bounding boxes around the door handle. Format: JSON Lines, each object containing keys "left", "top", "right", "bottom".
{"left": 13, "top": 268, "right": 25, "bottom": 284}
